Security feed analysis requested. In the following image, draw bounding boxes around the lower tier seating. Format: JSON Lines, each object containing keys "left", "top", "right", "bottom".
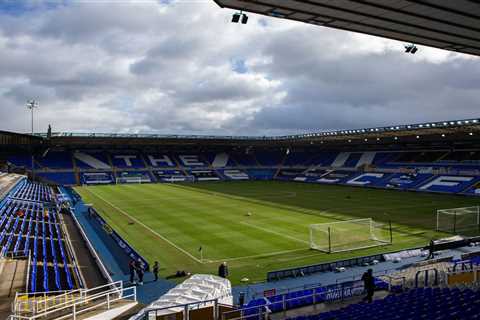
{"left": 288, "top": 287, "right": 480, "bottom": 320}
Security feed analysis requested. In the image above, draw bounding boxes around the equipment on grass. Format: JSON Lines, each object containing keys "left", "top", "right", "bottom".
{"left": 436, "top": 206, "right": 480, "bottom": 234}
{"left": 309, "top": 218, "right": 392, "bottom": 253}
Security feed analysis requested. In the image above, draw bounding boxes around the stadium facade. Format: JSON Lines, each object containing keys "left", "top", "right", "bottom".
{"left": 3, "top": 118, "right": 480, "bottom": 196}
{"left": 2, "top": 119, "right": 480, "bottom": 320}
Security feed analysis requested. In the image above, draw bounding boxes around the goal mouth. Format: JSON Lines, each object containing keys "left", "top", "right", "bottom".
{"left": 436, "top": 206, "right": 480, "bottom": 234}
{"left": 309, "top": 218, "right": 392, "bottom": 254}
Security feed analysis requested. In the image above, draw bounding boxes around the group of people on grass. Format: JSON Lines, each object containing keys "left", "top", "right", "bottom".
{"left": 128, "top": 260, "right": 228, "bottom": 286}
{"left": 129, "top": 260, "right": 160, "bottom": 285}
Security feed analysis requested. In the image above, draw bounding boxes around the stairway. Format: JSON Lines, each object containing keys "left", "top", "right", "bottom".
{"left": 0, "top": 258, "right": 27, "bottom": 320}
{"left": 10, "top": 281, "right": 137, "bottom": 320}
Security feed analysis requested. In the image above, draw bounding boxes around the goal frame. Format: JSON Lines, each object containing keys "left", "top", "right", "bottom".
{"left": 160, "top": 175, "right": 196, "bottom": 183}
{"left": 309, "top": 218, "right": 392, "bottom": 254}
{"left": 115, "top": 176, "right": 144, "bottom": 184}
{"left": 436, "top": 206, "right": 480, "bottom": 234}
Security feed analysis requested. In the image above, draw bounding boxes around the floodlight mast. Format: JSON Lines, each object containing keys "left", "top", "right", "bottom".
{"left": 26, "top": 100, "right": 39, "bottom": 181}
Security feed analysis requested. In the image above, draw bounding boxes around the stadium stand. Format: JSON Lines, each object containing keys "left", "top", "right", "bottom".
{"left": 4, "top": 119, "right": 480, "bottom": 199}
{"left": 8, "top": 146, "right": 480, "bottom": 197}
{"left": 284, "top": 287, "right": 480, "bottom": 320}
{"left": 0, "top": 180, "right": 79, "bottom": 292}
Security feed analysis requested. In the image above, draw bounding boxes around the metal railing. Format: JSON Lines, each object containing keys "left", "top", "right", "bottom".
{"left": 138, "top": 298, "right": 221, "bottom": 320}
{"left": 222, "top": 282, "right": 367, "bottom": 320}
{"left": 10, "top": 281, "right": 135, "bottom": 320}
{"left": 13, "top": 281, "right": 124, "bottom": 315}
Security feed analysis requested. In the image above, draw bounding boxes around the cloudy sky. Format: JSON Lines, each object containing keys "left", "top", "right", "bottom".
{"left": 0, "top": 0, "right": 479, "bottom": 136}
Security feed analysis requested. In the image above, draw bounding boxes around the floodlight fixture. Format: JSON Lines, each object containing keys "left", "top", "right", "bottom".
{"left": 241, "top": 13, "right": 248, "bottom": 24}
{"left": 232, "top": 11, "right": 248, "bottom": 24}
{"left": 404, "top": 43, "right": 418, "bottom": 54}
{"left": 231, "top": 12, "right": 241, "bottom": 23}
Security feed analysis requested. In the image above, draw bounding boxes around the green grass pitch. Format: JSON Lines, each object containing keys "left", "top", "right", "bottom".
{"left": 74, "top": 181, "right": 479, "bottom": 284}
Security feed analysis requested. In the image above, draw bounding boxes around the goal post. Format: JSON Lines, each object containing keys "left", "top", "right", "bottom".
{"left": 436, "top": 206, "right": 480, "bottom": 234}
{"left": 116, "top": 176, "right": 144, "bottom": 184}
{"left": 309, "top": 218, "right": 392, "bottom": 253}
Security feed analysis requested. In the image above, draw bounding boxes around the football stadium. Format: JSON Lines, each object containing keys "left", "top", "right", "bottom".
{"left": 1, "top": 1, "right": 480, "bottom": 320}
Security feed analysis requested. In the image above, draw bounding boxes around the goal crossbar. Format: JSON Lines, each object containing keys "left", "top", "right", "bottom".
{"left": 436, "top": 206, "right": 480, "bottom": 234}
{"left": 309, "top": 218, "right": 392, "bottom": 253}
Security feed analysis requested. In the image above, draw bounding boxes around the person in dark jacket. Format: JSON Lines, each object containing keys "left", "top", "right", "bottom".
{"left": 218, "top": 262, "right": 229, "bottom": 278}
{"left": 361, "top": 269, "right": 375, "bottom": 303}
{"left": 153, "top": 261, "right": 159, "bottom": 281}
{"left": 129, "top": 260, "right": 136, "bottom": 284}
{"left": 426, "top": 239, "right": 435, "bottom": 259}
{"left": 135, "top": 260, "right": 144, "bottom": 285}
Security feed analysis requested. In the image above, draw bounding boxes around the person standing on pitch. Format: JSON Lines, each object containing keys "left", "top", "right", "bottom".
{"left": 218, "top": 261, "right": 229, "bottom": 278}
{"left": 153, "top": 261, "right": 159, "bottom": 282}
{"left": 361, "top": 269, "right": 375, "bottom": 303}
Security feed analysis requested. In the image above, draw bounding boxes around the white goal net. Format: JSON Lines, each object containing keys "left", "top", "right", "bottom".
{"left": 309, "top": 218, "right": 392, "bottom": 253}
{"left": 436, "top": 206, "right": 480, "bottom": 234}
{"left": 116, "top": 176, "right": 143, "bottom": 184}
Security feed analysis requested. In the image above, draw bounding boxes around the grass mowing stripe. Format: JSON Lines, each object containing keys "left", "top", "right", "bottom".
{"left": 209, "top": 248, "right": 309, "bottom": 263}
{"left": 239, "top": 221, "right": 309, "bottom": 245}
{"left": 83, "top": 186, "right": 204, "bottom": 264}
{"left": 75, "top": 181, "right": 480, "bottom": 284}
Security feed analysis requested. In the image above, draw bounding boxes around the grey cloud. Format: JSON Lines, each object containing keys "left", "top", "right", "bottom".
{"left": 0, "top": 1, "right": 479, "bottom": 136}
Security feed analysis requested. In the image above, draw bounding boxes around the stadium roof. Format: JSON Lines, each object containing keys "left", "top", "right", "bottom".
{"left": 36, "top": 118, "right": 480, "bottom": 141}
{"left": 23, "top": 118, "right": 480, "bottom": 150}
{"left": 213, "top": 0, "right": 480, "bottom": 56}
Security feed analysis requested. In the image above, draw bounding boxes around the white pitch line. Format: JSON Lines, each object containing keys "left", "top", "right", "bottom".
{"left": 239, "top": 221, "right": 310, "bottom": 245}
{"left": 84, "top": 187, "right": 203, "bottom": 264}
{"left": 208, "top": 248, "right": 308, "bottom": 263}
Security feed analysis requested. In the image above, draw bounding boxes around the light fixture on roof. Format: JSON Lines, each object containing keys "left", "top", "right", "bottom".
{"left": 232, "top": 11, "right": 248, "bottom": 24}
{"left": 364, "top": 138, "right": 368, "bottom": 142}
{"left": 441, "top": 134, "right": 446, "bottom": 137}
{"left": 469, "top": 132, "right": 474, "bottom": 136}
{"left": 348, "top": 139, "right": 352, "bottom": 143}
{"left": 394, "top": 137, "right": 398, "bottom": 140}
{"left": 416, "top": 135, "right": 420, "bottom": 139}
{"left": 405, "top": 44, "right": 418, "bottom": 54}
{"left": 376, "top": 137, "right": 380, "bottom": 141}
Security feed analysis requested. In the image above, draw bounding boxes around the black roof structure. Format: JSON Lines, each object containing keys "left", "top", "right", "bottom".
{"left": 213, "top": 0, "right": 480, "bottom": 56}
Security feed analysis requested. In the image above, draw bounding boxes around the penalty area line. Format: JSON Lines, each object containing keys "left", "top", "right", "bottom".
{"left": 83, "top": 187, "right": 204, "bottom": 264}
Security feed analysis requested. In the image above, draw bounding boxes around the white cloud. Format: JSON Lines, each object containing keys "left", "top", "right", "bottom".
{"left": 0, "top": 0, "right": 478, "bottom": 136}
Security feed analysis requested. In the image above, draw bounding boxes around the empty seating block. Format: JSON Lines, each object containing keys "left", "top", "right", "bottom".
{"left": 287, "top": 287, "right": 480, "bottom": 320}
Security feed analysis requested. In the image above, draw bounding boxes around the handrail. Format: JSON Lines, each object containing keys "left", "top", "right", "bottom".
{"left": 14, "top": 281, "right": 123, "bottom": 315}
{"left": 222, "top": 283, "right": 367, "bottom": 320}
{"left": 10, "top": 284, "right": 136, "bottom": 320}
{"left": 138, "top": 298, "right": 220, "bottom": 320}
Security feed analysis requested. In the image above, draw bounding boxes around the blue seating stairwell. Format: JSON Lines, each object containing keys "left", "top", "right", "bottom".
{"left": 0, "top": 180, "right": 76, "bottom": 292}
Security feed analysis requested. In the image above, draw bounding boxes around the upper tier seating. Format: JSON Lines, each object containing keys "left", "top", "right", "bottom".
{"left": 37, "top": 151, "right": 73, "bottom": 169}
{"left": 110, "top": 153, "right": 145, "bottom": 168}
{"left": 6, "top": 149, "right": 480, "bottom": 196}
